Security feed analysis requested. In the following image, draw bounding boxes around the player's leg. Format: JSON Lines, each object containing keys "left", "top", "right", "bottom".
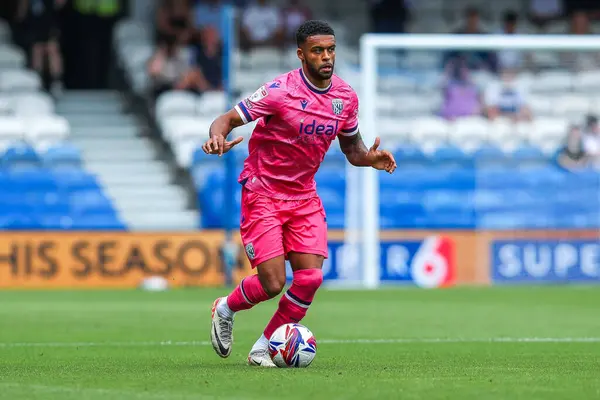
{"left": 248, "top": 197, "right": 326, "bottom": 366}
{"left": 210, "top": 188, "right": 286, "bottom": 358}
{"left": 247, "top": 253, "right": 323, "bottom": 367}
{"left": 261, "top": 253, "right": 324, "bottom": 341}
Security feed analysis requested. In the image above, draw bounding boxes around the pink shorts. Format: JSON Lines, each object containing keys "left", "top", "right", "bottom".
{"left": 240, "top": 186, "right": 328, "bottom": 267}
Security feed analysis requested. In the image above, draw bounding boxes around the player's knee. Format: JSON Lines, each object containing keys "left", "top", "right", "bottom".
{"left": 293, "top": 268, "right": 323, "bottom": 292}
{"left": 261, "top": 275, "right": 286, "bottom": 297}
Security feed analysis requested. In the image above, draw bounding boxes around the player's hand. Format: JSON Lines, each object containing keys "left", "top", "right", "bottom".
{"left": 366, "top": 137, "right": 397, "bottom": 174}
{"left": 202, "top": 134, "right": 244, "bottom": 156}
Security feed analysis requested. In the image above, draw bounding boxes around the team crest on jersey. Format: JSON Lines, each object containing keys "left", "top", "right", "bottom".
{"left": 245, "top": 243, "right": 256, "bottom": 260}
{"left": 249, "top": 86, "right": 268, "bottom": 103}
{"left": 332, "top": 99, "right": 343, "bottom": 115}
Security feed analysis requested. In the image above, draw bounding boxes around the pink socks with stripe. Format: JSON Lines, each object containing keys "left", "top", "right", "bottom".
{"left": 226, "top": 274, "right": 271, "bottom": 312}
{"left": 263, "top": 269, "right": 323, "bottom": 340}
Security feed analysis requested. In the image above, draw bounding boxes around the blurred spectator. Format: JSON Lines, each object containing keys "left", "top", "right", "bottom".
{"left": 497, "top": 11, "right": 526, "bottom": 70}
{"left": 564, "top": 0, "right": 600, "bottom": 20}
{"left": 282, "top": 0, "right": 312, "bottom": 46}
{"left": 239, "top": 0, "right": 284, "bottom": 52}
{"left": 453, "top": 6, "right": 486, "bottom": 34}
{"left": 192, "top": 25, "right": 223, "bottom": 91}
{"left": 16, "top": 0, "right": 65, "bottom": 94}
{"left": 557, "top": 124, "right": 589, "bottom": 170}
{"left": 528, "top": 0, "right": 563, "bottom": 31}
{"left": 69, "top": 0, "right": 123, "bottom": 89}
{"left": 445, "top": 7, "right": 497, "bottom": 73}
{"left": 368, "top": 0, "right": 412, "bottom": 34}
{"left": 565, "top": 10, "right": 600, "bottom": 71}
{"left": 484, "top": 69, "right": 532, "bottom": 121}
{"left": 581, "top": 115, "right": 600, "bottom": 167}
{"left": 193, "top": 0, "right": 224, "bottom": 38}
{"left": 147, "top": 35, "right": 201, "bottom": 99}
{"left": 569, "top": 9, "right": 593, "bottom": 34}
{"left": 156, "top": 0, "right": 193, "bottom": 45}
{"left": 440, "top": 58, "right": 482, "bottom": 120}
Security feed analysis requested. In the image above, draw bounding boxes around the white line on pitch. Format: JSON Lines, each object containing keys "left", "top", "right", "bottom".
{"left": 1, "top": 337, "right": 600, "bottom": 349}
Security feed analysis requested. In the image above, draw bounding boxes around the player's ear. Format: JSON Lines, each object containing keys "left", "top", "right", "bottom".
{"left": 296, "top": 48, "right": 304, "bottom": 62}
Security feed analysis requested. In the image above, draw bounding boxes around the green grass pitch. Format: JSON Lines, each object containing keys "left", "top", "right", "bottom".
{"left": 1, "top": 286, "right": 599, "bottom": 399}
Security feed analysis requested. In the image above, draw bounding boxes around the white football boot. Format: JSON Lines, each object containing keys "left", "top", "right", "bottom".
{"left": 210, "top": 298, "right": 233, "bottom": 358}
{"left": 247, "top": 348, "right": 277, "bottom": 368}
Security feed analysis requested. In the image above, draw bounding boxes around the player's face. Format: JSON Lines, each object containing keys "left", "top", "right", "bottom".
{"left": 299, "top": 35, "right": 336, "bottom": 81}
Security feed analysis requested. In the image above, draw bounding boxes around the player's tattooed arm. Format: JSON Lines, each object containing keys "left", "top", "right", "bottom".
{"left": 202, "top": 109, "right": 245, "bottom": 156}
{"left": 338, "top": 131, "right": 370, "bottom": 166}
{"left": 338, "top": 131, "right": 397, "bottom": 173}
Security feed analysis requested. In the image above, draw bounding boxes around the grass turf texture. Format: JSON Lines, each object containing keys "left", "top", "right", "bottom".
{"left": 0, "top": 287, "right": 599, "bottom": 400}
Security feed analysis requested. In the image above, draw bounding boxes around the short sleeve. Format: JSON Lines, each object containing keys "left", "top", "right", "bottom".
{"left": 234, "top": 83, "right": 284, "bottom": 124}
{"left": 339, "top": 91, "right": 359, "bottom": 136}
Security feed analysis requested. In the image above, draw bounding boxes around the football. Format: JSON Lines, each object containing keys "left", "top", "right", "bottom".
{"left": 268, "top": 323, "right": 317, "bottom": 368}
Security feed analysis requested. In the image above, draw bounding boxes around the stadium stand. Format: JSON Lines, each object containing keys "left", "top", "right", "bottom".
{"left": 0, "top": 16, "right": 129, "bottom": 230}
{"left": 116, "top": 0, "right": 600, "bottom": 231}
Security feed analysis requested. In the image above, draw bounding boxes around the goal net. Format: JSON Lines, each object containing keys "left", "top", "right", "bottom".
{"left": 340, "top": 34, "right": 600, "bottom": 289}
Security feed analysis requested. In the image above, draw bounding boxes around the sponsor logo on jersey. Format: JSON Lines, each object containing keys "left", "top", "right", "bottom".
{"left": 298, "top": 119, "right": 339, "bottom": 136}
{"left": 248, "top": 86, "right": 268, "bottom": 103}
{"left": 245, "top": 243, "right": 255, "bottom": 260}
{"left": 332, "top": 99, "right": 343, "bottom": 115}
{"left": 243, "top": 98, "right": 254, "bottom": 110}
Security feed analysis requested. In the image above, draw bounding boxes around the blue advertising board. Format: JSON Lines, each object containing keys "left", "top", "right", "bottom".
{"left": 491, "top": 240, "right": 600, "bottom": 283}
{"left": 286, "top": 236, "right": 454, "bottom": 288}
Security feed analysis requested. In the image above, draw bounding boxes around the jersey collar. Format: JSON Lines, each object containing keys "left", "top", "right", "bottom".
{"left": 299, "top": 68, "right": 332, "bottom": 94}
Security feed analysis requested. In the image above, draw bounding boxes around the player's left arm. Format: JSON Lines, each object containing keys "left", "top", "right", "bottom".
{"left": 338, "top": 132, "right": 396, "bottom": 173}
{"left": 337, "top": 91, "right": 396, "bottom": 173}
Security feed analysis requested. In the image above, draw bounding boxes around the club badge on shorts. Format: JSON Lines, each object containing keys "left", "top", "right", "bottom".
{"left": 332, "top": 99, "right": 343, "bottom": 115}
{"left": 245, "top": 243, "right": 256, "bottom": 260}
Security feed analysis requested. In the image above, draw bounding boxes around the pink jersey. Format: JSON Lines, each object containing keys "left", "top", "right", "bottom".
{"left": 233, "top": 68, "right": 359, "bottom": 200}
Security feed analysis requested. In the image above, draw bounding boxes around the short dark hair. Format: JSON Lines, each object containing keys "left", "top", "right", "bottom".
{"left": 465, "top": 6, "right": 479, "bottom": 17}
{"left": 503, "top": 10, "right": 518, "bottom": 24}
{"left": 296, "top": 20, "right": 335, "bottom": 47}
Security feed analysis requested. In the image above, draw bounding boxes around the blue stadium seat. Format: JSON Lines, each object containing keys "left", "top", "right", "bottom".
{"left": 54, "top": 170, "right": 100, "bottom": 192}
{"left": 1, "top": 144, "right": 41, "bottom": 169}
{"left": 69, "top": 216, "right": 127, "bottom": 230}
{"left": 393, "top": 144, "right": 428, "bottom": 168}
{"left": 471, "top": 144, "right": 507, "bottom": 168}
{"left": 43, "top": 143, "right": 83, "bottom": 169}
{"left": 193, "top": 145, "right": 600, "bottom": 230}
{"left": 510, "top": 144, "right": 545, "bottom": 164}
{"left": 322, "top": 148, "right": 346, "bottom": 166}
{"left": 191, "top": 147, "right": 217, "bottom": 166}
{"left": 0, "top": 215, "right": 44, "bottom": 230}
{"left": 431, "top": 144, "right": 469, "bottom": 167}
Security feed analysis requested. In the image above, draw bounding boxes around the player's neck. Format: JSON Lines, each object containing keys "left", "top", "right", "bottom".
{"left": 300, "top": 66, "right": 331, "bottom": 90}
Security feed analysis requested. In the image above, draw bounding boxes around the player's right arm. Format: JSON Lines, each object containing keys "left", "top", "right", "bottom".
{"left": 202, "top": 108, "right": 245, "bottom": 156}
{"left": 203, "top": 82, "right": 284, "bottom": 156}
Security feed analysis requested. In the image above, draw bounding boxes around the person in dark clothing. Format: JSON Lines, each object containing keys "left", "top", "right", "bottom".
{"left": 155, "top": 0, "right": 193, "bottom": 45}
{"left": 16, "top": 0, "right": 65, "bottom": 93}
{"left": 193, "top": 25, "right": 222, "bottom": 91}
{"left": 443, "top": 6, "right": 498, "bottom": 73}
{"left": 557, "top": 124, "right": 588, "bottom": 170}
{"left": 368, "top": 0, "right": 411, "bottom": 33}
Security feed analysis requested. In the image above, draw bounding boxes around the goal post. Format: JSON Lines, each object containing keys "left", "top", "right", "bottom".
{"left": 350, "top": 33, "right": 600, "bottom": 289}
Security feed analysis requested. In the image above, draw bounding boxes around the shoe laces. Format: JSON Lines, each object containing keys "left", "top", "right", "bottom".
{"left": 218, "top": 318, "right": 233, "bottom": 343}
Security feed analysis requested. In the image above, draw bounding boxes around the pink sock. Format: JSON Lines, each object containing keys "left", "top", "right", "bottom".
{"left": 226, "top": 274, "right": 270, "bottom": 312}
{"left": 263, "top": 269, "right": 323, "bottom": 340}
